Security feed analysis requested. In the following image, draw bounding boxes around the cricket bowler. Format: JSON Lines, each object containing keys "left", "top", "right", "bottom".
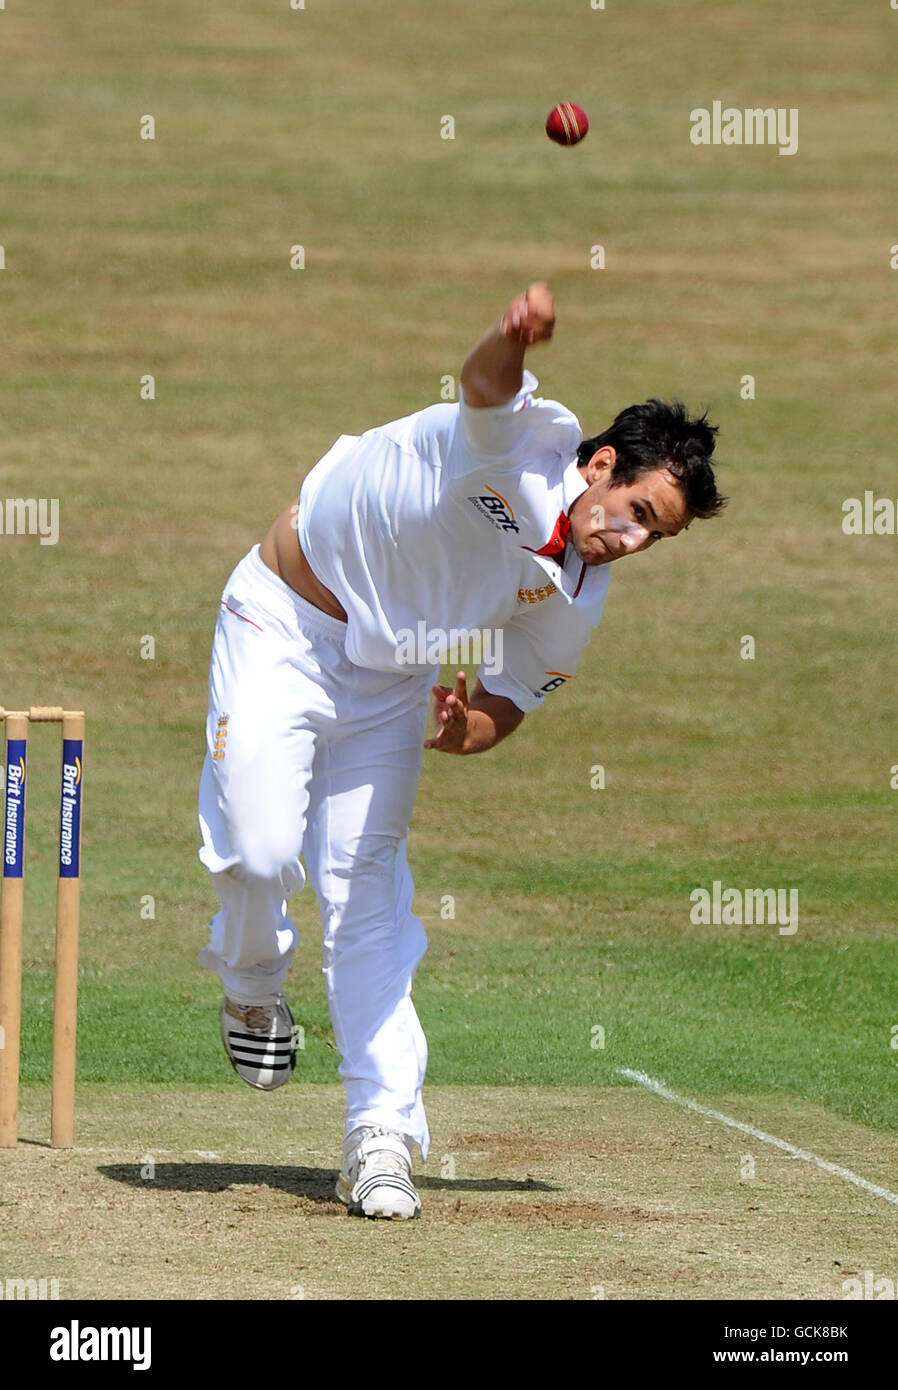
{"left": 197, "top": 282, "right": 725, "bottom": 1218}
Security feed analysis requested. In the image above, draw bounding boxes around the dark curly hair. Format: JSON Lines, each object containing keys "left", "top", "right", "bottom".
{"left": 576, "top": 399, "right": 726, "bottom": 519}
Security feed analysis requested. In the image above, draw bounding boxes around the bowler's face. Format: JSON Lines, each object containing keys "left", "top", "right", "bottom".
{"left": 569, "top": 448, "right": 692, "bottom": 566}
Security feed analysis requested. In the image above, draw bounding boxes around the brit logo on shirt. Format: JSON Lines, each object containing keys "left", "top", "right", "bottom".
{"left": 467, "top": 485, "right": 520, "bottom": 535}
{"left": 532, "top": 670, "right": 572, "bottom": 699}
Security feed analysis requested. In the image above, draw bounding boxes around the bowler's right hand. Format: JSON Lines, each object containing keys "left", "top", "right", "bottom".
{"left": 500, "top": 282, "right": 555, "bottom": 346}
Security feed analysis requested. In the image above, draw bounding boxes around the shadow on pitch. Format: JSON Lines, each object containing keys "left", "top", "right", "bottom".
{"left": 98, "top": 1163, "right": 556, "bottom": 1202}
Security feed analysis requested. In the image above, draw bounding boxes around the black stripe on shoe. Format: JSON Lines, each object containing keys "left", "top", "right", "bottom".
{"left": 228, "top": 1031, "right": 296, "bottom": 1045}
{"left": 230, "top": 1058, "right": 292, "bottom": 1072}
{"left": 355, "top": 1175, "right": 418, "bottom": 1202}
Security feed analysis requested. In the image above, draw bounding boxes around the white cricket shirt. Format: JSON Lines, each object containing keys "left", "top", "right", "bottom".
{"left": 296, "top": 370, "right": 611, "bottom": 713}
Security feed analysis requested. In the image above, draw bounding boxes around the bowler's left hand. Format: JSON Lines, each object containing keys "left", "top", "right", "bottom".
{"left": 424, "top": 671, "right": 469, "bottom": 753}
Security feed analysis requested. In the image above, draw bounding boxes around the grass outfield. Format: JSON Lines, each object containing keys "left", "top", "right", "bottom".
{"left": 1, "top": 0, "right": 897, "bottom": 1298}
{"left": 15, "top": 935, "right": 898, "bottom": 1133}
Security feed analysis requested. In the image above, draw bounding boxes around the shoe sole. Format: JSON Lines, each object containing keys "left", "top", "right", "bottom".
{"left": 350, "top": 1206, "right": 420, "bottom": 1220}
{"left": 347, "top": 1199, "right": 421, "bottom": 1220}
{"left": 220, "top": 1005, "right": 297, "bottom": 1091}
{"left": 335, "top": 1173, "right": 421, "bottom": 1220}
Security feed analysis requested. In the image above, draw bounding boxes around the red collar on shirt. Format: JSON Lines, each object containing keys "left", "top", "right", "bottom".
{"left": 523, "top": 510, "right": 572, "bottom": 558}
{"left": 522, "top": 509, "right": 586, "bottom": 598}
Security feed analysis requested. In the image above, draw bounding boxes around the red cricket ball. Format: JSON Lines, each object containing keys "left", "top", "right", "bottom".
{"left": 545, "top": 102, "right": 589, "bottom": 146}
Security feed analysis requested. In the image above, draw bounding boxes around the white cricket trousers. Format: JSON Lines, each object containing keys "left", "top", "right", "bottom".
{"left": 197, "top": 545, "right": 433, "bottom": 1157}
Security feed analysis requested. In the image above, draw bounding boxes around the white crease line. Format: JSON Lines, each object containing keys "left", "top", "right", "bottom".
{"left": 617, "top": 1068, "right": 898, "bottom": 1210}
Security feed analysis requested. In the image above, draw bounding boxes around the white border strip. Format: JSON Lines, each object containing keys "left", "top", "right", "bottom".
{"left": 618, "top": 1068, "right": 898, "bottom": 1209}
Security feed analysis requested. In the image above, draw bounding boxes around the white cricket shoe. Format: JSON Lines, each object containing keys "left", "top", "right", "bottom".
{"left": 336, "top": 1126, "right": 422, "bottom": 1220}
{"left": 220, "top": 997, "right": 299, "bottom": 1090}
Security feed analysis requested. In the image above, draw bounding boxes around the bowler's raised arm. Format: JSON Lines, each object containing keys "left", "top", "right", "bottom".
{"left": 459, "top": 281, "right": 555, "bottom": 409}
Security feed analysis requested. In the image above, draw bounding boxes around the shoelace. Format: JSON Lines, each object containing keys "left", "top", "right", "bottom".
{"left": 240, "top": 1005, "right": 274, "bottom": 1032}
{"left": 351, "top": 1127, "right": 411, "bottom": 1177}
{"left": 360, "top": 1150, "right": 408, "bottom": 1176}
